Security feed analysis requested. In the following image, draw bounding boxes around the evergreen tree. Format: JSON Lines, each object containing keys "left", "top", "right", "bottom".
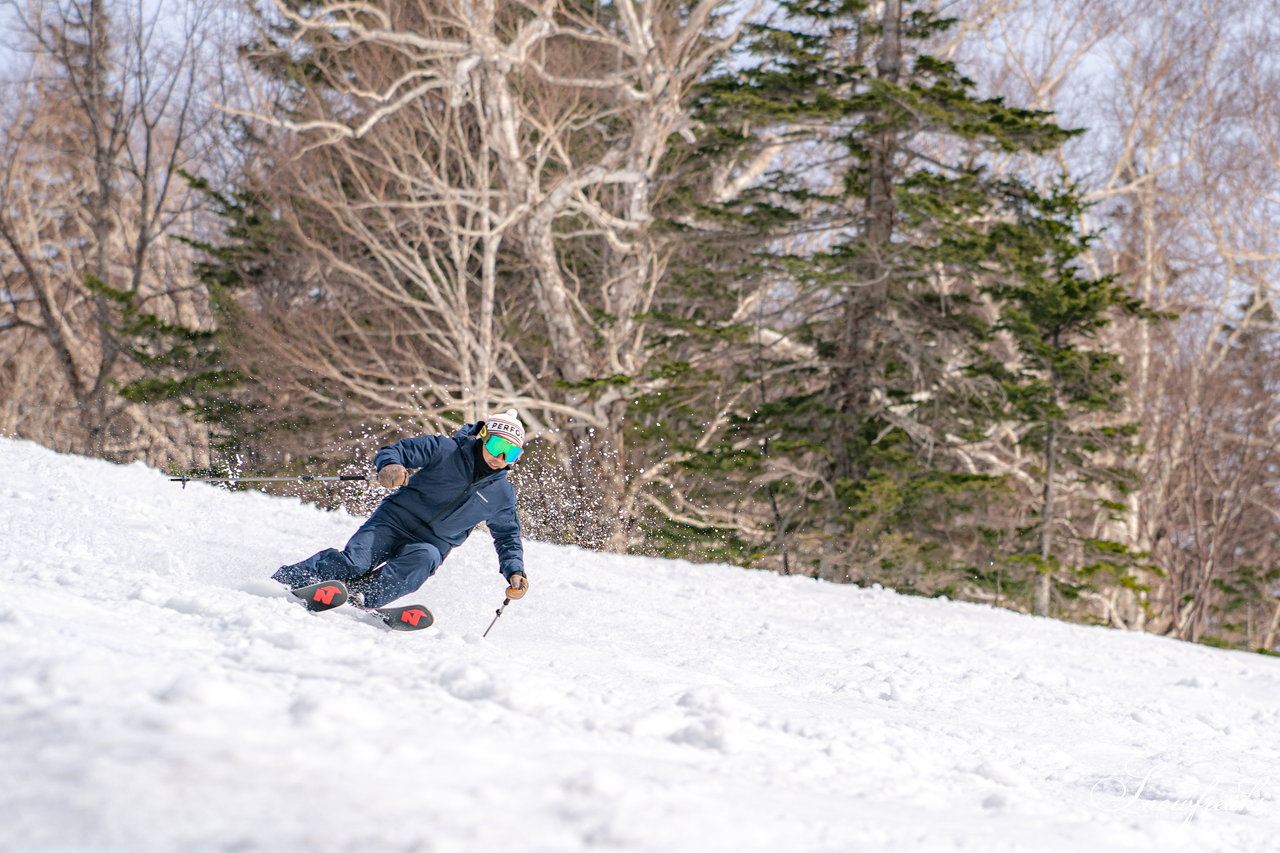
{"left": 659, "top": 0, "right": 1142, "bottom": 595}
{"left": 974, "top": 185, "right": 1149, "bottom": 616}
{"left": 109, "top": 173, "right": 288, "bottom": 464}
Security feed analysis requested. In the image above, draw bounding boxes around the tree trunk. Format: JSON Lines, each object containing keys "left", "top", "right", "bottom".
{"left": 1261, "top": 598, "right": 1280, "bottom": 653}
{"left": 84, "top": 0, "right": 124, "bottom": 457}
{"left": 835, "top": 0, "right": 902, "bottom": 482}
{"left": 1036, "top": 414, "right": 1058, "bottom": 617}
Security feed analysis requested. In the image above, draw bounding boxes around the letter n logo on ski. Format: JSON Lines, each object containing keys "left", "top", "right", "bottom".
{"left": 313, "top": 585, "right": 341, "bottom": 605}
{"left": 401, "top": 608, "right": 427, "bottom": 627}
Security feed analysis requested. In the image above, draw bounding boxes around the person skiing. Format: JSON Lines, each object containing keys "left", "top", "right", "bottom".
{"left": 272, "top": 409, "right": 529, "bottom": 609}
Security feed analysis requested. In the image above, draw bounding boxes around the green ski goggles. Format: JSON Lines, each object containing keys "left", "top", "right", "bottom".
{"left": 484, "top": 434, "right": 523, "bottom": 463}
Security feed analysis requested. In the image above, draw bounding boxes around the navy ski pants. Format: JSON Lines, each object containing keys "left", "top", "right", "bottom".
{"left": 272, "top": 514, "right": 443, "bottom": 608}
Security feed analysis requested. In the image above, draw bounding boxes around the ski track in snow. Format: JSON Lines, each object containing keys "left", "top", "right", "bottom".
{"left": 0, "top": 437, "right": 1277, "bottom": 853}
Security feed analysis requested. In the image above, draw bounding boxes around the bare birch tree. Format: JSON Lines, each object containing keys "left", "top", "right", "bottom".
{"left": 952, "top": 0, "right": 1280, "bottom": 642}
{"left": 225, "top": 0, "right": 756, "bottom": 547}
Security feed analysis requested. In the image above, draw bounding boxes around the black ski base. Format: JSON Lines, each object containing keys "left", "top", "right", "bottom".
{"left": 289, "top": 579, "right": 349, "bottom": 612}
{"left": 358, "top": 603, "right": 435, "bottom": 631}
{"left": 289, "top": 579, "right": 432, "bottom": 630}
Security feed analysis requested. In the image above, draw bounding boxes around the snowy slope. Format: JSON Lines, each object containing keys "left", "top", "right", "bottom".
{"left": 0, "top": 438, "right": 1277, "bottom": 853}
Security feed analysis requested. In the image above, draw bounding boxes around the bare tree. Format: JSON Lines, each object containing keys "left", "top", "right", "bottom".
{"left": 0, "top": 0, "right": 223, "bottom": 465}
{"left": 225, "top": 0, "right": 757, "bottom": 548}
{"left": 950, "top": 0, "right": 1280, "bottom": 643}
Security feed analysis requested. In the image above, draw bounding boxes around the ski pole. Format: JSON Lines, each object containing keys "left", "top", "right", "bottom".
{"left": 170, "top": 474, "right": 370, "bottom": 488}
{"left": 482, "top": 597, "right": 511, "bottom": 638}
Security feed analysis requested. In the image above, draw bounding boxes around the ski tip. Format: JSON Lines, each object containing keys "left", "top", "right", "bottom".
{"left": 375, "top": 604, "right": 434, "bottom": 631}
{"left": 289, "top": 579, "right": 349, "bottom": 612}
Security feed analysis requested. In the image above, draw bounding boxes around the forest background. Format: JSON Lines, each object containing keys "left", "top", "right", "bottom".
{"left": 3, "top": 0, "right": 1279, "bottom": 654}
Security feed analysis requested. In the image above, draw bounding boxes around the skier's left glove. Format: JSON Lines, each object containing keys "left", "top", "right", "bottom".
{"left": 506, "top": 572, "right": 528, "bottom": 600}
{"left": 377, "top": 463, "right": 408, "bottom": 489}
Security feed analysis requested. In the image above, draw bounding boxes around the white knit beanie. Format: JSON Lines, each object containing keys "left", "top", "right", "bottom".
{"left": 485, "top": 408, "right": 525, "bottom": 447}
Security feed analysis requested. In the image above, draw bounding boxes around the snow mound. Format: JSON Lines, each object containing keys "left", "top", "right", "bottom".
{"left": 1, "top": 437, "right": 1277, "bottom": 852}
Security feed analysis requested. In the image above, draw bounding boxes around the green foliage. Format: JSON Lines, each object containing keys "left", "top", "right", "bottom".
{"left": 1208, "top": 564, "right": 1280, "bottom": 652}
{"left": 81, "top": 269, "right": 249, "bottom": 450}
{"left": 125, "top": 171, "right": 311, "bottom": 458}
{"left": 648, "top": 0, "right": 1154, "bottom": 623}
{"left": 159, "top": 0, "right": 1172, "bottom": 644}
{"left": 553, "top": 374, "right": 634, "bottom": 395}
{"left": 966, "top": 180, "right": 1152, "bottom": 614}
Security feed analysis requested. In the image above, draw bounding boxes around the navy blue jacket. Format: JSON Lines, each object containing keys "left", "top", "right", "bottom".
{"left": 373, "top": 422, "right": 524, "bottom": 580}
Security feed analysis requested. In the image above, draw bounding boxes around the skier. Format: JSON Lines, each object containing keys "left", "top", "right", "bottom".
{"left": 272, "top": 409, "right": 529, "bottom": 609}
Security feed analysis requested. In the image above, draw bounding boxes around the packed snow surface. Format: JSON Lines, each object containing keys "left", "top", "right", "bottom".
{"left": 1, "top": 438, "right": 1278, "bottom": 853}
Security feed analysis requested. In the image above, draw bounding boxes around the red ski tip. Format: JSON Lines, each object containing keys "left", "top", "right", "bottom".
{"left": 400, "top": 608, "right": 429, "bottom": 627}
{"left": 312, "top": 585, "right": 343, "bottom": 605}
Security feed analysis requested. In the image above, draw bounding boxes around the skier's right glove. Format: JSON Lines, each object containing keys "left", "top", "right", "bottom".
{"left": 506, "top": 572, "right": 528, "bottom": 600}
{"left": 377, "top": 463, "right": 408, "bottom": 489}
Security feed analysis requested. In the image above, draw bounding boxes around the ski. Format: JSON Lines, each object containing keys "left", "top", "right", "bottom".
{"left": 288, "top": 579, "right": 432, "bottom": 630}
{"left": 289, "top": 579, "right": 349, "bottom": 612}
{"left": 357, "top": 603, "right": 435, "bottom": 632}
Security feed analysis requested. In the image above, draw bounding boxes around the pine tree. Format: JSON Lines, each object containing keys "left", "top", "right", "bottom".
{"left": 658, "top": 0, "right": 1138, "bottom": 593}
{"left": 109, "top": 172, "right": 283, "bottom": 463}
{"left": 974, "top": 185, "right": 1149, "bottom": 616}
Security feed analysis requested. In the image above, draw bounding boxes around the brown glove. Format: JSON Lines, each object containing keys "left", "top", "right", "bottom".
{"left": 377, "top": 463, "right": 408, "bottom": 489}
{"left": 505, "top": 572, "right": 528, "bottom": 600}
